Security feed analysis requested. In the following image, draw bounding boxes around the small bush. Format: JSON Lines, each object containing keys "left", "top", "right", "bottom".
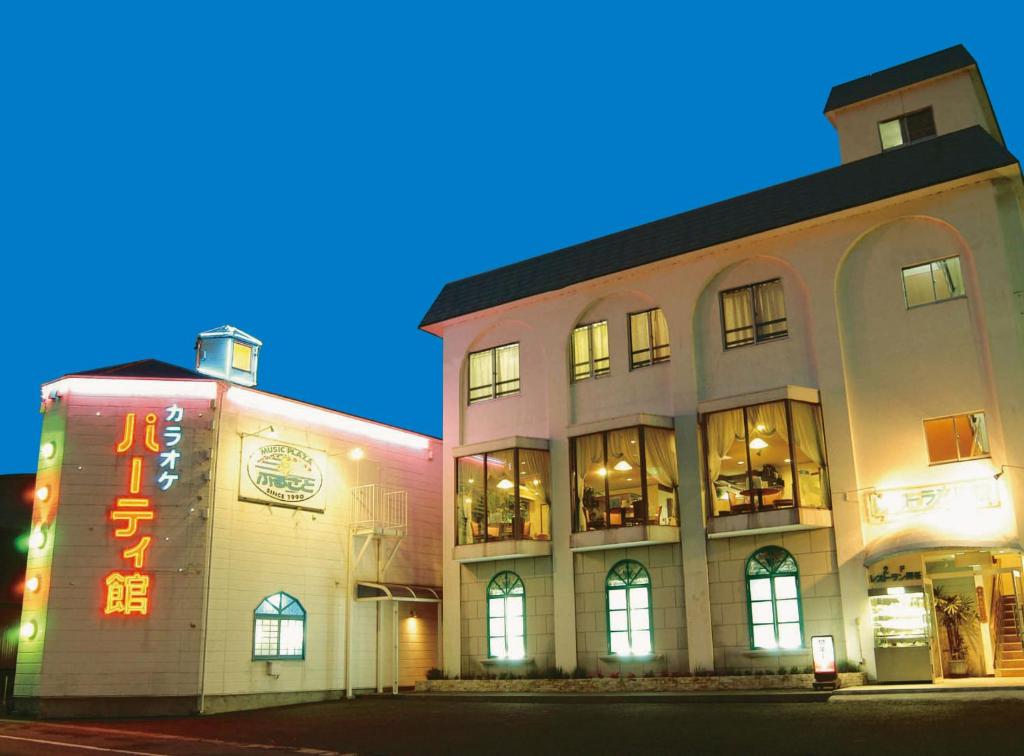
{"left": 571, "top": 667, "right": 588, "bottom": 679}
{"left": 838, "top": 660, "right": 861, "bottom": 673}
{"left": 425, "top": 668, "right": 446, "bottom": 681}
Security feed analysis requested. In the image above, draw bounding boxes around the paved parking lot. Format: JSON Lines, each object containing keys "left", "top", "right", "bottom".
{"left": 3, "top": 694, "right": 1024, "bottom": 755}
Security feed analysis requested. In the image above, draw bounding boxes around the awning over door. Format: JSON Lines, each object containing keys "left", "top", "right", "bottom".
{"left": 863, "top": 526, "right": 1021, "bottom": 567}
{"left": 355, "top": 582, "right": 441, "bottom": 602}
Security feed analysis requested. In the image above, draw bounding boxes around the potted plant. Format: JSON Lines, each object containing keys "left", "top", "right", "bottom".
{"left": 933, "top": 586, "right": 979, "bottom": 678}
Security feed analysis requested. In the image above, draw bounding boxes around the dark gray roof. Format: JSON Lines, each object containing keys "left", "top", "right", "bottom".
{"left": 421, "top": 126, "right": 1016, "bottom": 328}
{"left": 71, "top": 358, "right": 207, "bottom": 379}
{"left": 824, "top": 45, "right": 976, "bottom": 113}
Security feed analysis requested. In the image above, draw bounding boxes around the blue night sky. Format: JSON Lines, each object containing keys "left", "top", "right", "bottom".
{"left": 1, "top": 4, "right": 1022, "bottom": 473}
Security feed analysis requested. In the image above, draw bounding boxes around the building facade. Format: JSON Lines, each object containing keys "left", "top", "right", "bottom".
{"left": 422, "top": 46, "right": 1024, "bottom": 683}
{"left": 15, "top": 329, "right": 442, "bottom": 716}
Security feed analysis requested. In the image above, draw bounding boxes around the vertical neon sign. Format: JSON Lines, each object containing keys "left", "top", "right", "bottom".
{"left": 103, "top": 404, "right": 185, "bottom": 617}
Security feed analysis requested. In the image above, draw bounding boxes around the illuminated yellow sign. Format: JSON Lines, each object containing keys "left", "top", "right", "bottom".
{"left": 868, "top": 479, "right": 998, "bottom": 523}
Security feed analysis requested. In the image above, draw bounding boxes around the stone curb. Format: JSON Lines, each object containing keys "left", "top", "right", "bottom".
{"left": 397, "top": 691, "right": 833, "bottom": 704}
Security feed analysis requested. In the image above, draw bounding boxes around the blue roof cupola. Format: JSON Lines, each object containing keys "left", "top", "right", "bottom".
{"left": 194, "top": 325, "right": 262, "bottom": 386}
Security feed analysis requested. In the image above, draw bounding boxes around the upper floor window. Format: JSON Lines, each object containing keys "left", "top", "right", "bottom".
{"left": 720, "top": 279, "right": 787, "bottom": 349}
{"left": 703, "top": 399, "right": 829, "bottom": 518}
{"left": 606, "top": 560, "right": 653, "bottom": 656}
{"left": 232, "top": 341, "right": 254, "bottom": 372}
{"left": 572, "top": 320, "right": 610, "bottom": 381}
{"left": 468, "top": 343, "right": 520, "bottom": 403}
{"left": 572, "top": 426, "right": 678, "bottom": 532}
{"left": 924, "top": 412, "right": 989, "bottom": 464}
{"left": 456, "top": 448, "right": 551, "bottom": 545}
{"left": 902, "top": 256, "right": 965, "bottom": 308}
{"left": 253, "top": 592, "right": 306, "bottom": 660}
{"left": 746, "top": 546, "right": 803, "bottom": 650}
{"left": 487, "top": 571, "right": 525, "bottom": 659}
{"left": 878, "top": 107, "right": 936, "bottom": 151}
{"left": 628, "top": 308, "right": 670, "bottom": 368}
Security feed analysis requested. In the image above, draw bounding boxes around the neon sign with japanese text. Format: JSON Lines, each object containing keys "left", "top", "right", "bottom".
{"left": 103, "top": 404, "right": 184, "bottom": 617}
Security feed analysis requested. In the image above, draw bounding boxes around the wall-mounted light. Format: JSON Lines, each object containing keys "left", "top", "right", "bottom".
{"left": 252, "top": 425, "right": 276, "bottom": 437}
{"left": 28, "top": 526, "right": 47, "bottom": 550}
{"left": 20, "top": 620, "right": 37, "bottom": 640}
{"left": 40, "top": 442, "right": 56, "bottom": 460}
{"left": 35, "top": 486, "right": 51, "bottom": 502}
{"left": 25, "top": 575, "right": 40, "bottom": 593}
{"left": 349, "top": 448, "right": 365, "bottom": 461}
{"left": 993, "top": 465, "right": 1024, "bottom": 480}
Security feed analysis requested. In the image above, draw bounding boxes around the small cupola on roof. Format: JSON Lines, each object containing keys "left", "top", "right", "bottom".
{"left": 194, "top": 325, "right": 262, "bottom": 386}
{"left": 824, "top": 45, "right": 1004, "bottom": 164}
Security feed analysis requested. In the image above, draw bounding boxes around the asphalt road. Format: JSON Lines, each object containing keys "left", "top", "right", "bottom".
{"left": 2, "top": 695, "right": 1024, "bottom": 755}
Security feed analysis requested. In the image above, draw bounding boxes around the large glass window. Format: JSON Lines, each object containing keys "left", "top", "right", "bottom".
{"left": 746, "top": 546, "right": 802, "bottom": 650}
{"left": 572, "top": 426, "right": 678, "bottom": 532}
{"left": 878, "top": 107, "right": 936, "bottom": 151}
{"left": 702, "top": 399, "right": 829, "bottom": 517}
{"left": 571, "top": 320, "right": 610, "bottom": 381}
{"left": 924, "top": 412, "right": 989, "bottom": 464}
{"left": 628, "top": 308, "right": 670, "bottom": 368}
{"left": 468, "top": 343, "right": 520, "bottom": 403}
{"left": 606, "top": 560, "right": 653, "bottom": 656}
{"left": 720, "top": 279, "right": 787, "bottom": 349}
{"left": 456, "top": 448, "right": 550, "bottom": 544}
{"left": 902, "top": 256, "right": 965, "bottom": 308}
{"left": 253, "top": 592, "right": 306, "bottom": 660}
{"left": 487, "top": 572, "right": 525, "bottom": 659}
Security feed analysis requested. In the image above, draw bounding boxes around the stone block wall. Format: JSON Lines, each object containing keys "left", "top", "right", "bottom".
{"left": 573, "top": 543, "right": 687, "bottom": 675}
{"left": 460, "top": 557, "right": 554, "bottom": 674}
{"left": 707, "top": 528, "right": 845, "bottom": 672}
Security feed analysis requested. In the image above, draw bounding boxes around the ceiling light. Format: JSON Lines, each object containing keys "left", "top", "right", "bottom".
{"left": 784, "top": 458, "right": 791, "bottom": 463}
{"left": 497, "top": 478, "right": 514, "bottom": 490}
{"left": 749, "top": 438, "right": 769, "bottom": 450}
{"left": 613, "top": 460, "right": 633, "bottom": 472}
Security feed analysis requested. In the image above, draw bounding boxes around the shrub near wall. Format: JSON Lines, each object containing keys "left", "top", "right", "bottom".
{"left": 416, "top": 672, "right": 865, "bottom": 693}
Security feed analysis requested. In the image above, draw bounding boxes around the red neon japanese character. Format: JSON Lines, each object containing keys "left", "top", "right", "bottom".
{"left": 111, "top": 509, "right": 154, "bottom": 538}
{"left": 122, "top": 536, "right": 152, "bottom": 568}
{"left": 104, "top": 572, "right": 150, "bottom": 616}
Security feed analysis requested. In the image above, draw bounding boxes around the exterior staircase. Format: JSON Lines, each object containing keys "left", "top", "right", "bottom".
{"left": 995, "top": 595, "right": 1024, "bottom": 677}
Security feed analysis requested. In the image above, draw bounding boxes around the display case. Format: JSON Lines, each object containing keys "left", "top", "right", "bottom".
{"left": 870, "top": 587, "right": 935, "bottom": 682}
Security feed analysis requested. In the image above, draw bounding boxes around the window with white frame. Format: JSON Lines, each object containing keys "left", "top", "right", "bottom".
{"left": 720, "top": 279, "right": 787, "bottom": 349}
{"left": 628, "top": 308, "right": 670, "bottom": 368}
{"left": 571, "top": 320, "right": 610, "bottom": 381}
{"left": 606, "top": 560, "right": 653, "bottom": 656}
{"left": 253, "top": 592, "right": 306, "bottom": 660}
{"left": 902, "top": 256, "right": 965, "bottom": 308}
{"left": 923, "top": 412, "right": 989, "bottom": 464}
{"left": 487, "top": 571, "right": 525, "bottom": 659}
{"left": 468, "top": 343, "right": 520, "bottom": 403}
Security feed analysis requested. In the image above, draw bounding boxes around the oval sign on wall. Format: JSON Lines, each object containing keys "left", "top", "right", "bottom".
{"left": 246, "top": 443, "right": 323, "bottom": 504}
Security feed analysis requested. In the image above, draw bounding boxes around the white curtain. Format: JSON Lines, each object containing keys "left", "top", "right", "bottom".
{"left": 495, "top": 344, "right": 519, "bottom": 389}
{"left": 630, "top": 312, "right": 651, "bottom": 358}
{"left": 651, "top": 308, "right": 670, "bottom": 356}
{"left": 572, "top": 326, "right": 591, "bottom": 379}
{"left": 705, "top": 409, "right": 744, "bottom": 484}
{"left": 644, "top": 427, "right": 678, "bottom": 524}
{"left": 468, "top": 350, "right": 493, "bottom": 398}
{"left": 721, "top": 289, "right": 753, "bottom": 343}
{"left": 574, "top": 434, "right": 604, "bottom": 530}
{"left": 791, "top": 403, "right": 828, "bottom": 508}
{"left": 746, "top": 402, "right": 788, "bottom": 440}
{"left": 592, "top": 321, "right": 609, "bottom": 371}
{"left": 753, "top": 280, "right": 786, "bottom": 337}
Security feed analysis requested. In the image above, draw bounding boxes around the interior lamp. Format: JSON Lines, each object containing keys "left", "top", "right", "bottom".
{"left": 749, "top": 437, "right": 769, "bottom": 450}
{"left": 597, "top": 467, "right": 608, "bottom": 477}
{"left": 497, "top": 478, "right": 514, "bottom": 490}
{"left": 613, "top": 460, "right": 633, "bottom": 472}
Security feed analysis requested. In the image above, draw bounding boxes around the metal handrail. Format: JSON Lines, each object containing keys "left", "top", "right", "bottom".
{"left": 351, "top": 483, "right": 408, "bottom": 533}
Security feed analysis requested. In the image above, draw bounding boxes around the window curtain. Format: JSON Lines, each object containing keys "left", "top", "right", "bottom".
{"left": 651, "top": 309, "right": 670, "bottom": 355}
{"left": 721, "top": 289, "right": 753, "bottom": 341}
{"left": 746, "top": 402, "right": 788, "bottom": 439}
{"left": 630, "top": 313, "right": 651, "bottom": 358}
{"left": 753, "top": 280, "right": 786, "bottom": 336}
{"left": 574, "top": 433, "right": 604, "bottom": 530}
{"left": 966, "top": 413, "right": 989, "bottom": 458}
{"left": 495, "top": 344, "right": 519, "bottom": 390}
{"left": 934, "top": 257, "right": 965, "bottom": 298}
{"left": 644, "top": 427, "right": 679, "bottom": 524}
{"left": 592, "top": 322, "right": 609, "bottom": 372}
{"left": 607, "top": 428, "right": 643, "bottom": 473}
{"left": 705, "top": 409, "right": 744, "bottom": 484}
{"left": 469, "top": 351, "right": 493, "bottom": 397}
{"left": 791, "top": 403, "right": 828, "bottom": 508}
{"left": 572, "top": 326, "right": 591, "bottom": 379}
{"left": 519, "top": 449, "right": 550, "bottom": 539}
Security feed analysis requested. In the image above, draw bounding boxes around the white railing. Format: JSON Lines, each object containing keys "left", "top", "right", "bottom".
{"left": 351, "top": 484, "right": 408, "bottom": 534}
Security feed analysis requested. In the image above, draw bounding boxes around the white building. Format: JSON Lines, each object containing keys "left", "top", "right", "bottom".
{"left": 421, "top": 45, "right": 1024, "bottom": 683}
{"left": 16, "top": 326, "right": 442, "bottom": 716}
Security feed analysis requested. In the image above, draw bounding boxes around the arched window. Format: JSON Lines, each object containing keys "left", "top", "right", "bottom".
{"left": 606, "top": 560, "right": 653, "bottom": 656}
{"left": 487, "top": 572, "right": 525, "bottom": 659}
{"left": 253, "top": 592, "right": 306, "bottom": 660}
{"left": 746, "top": 546, "right": 802, "bottom": 650}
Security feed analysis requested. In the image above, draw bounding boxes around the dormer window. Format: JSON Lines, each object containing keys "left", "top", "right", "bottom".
{"left": 878, "top": 107, "right": 936, "bottom": 151}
